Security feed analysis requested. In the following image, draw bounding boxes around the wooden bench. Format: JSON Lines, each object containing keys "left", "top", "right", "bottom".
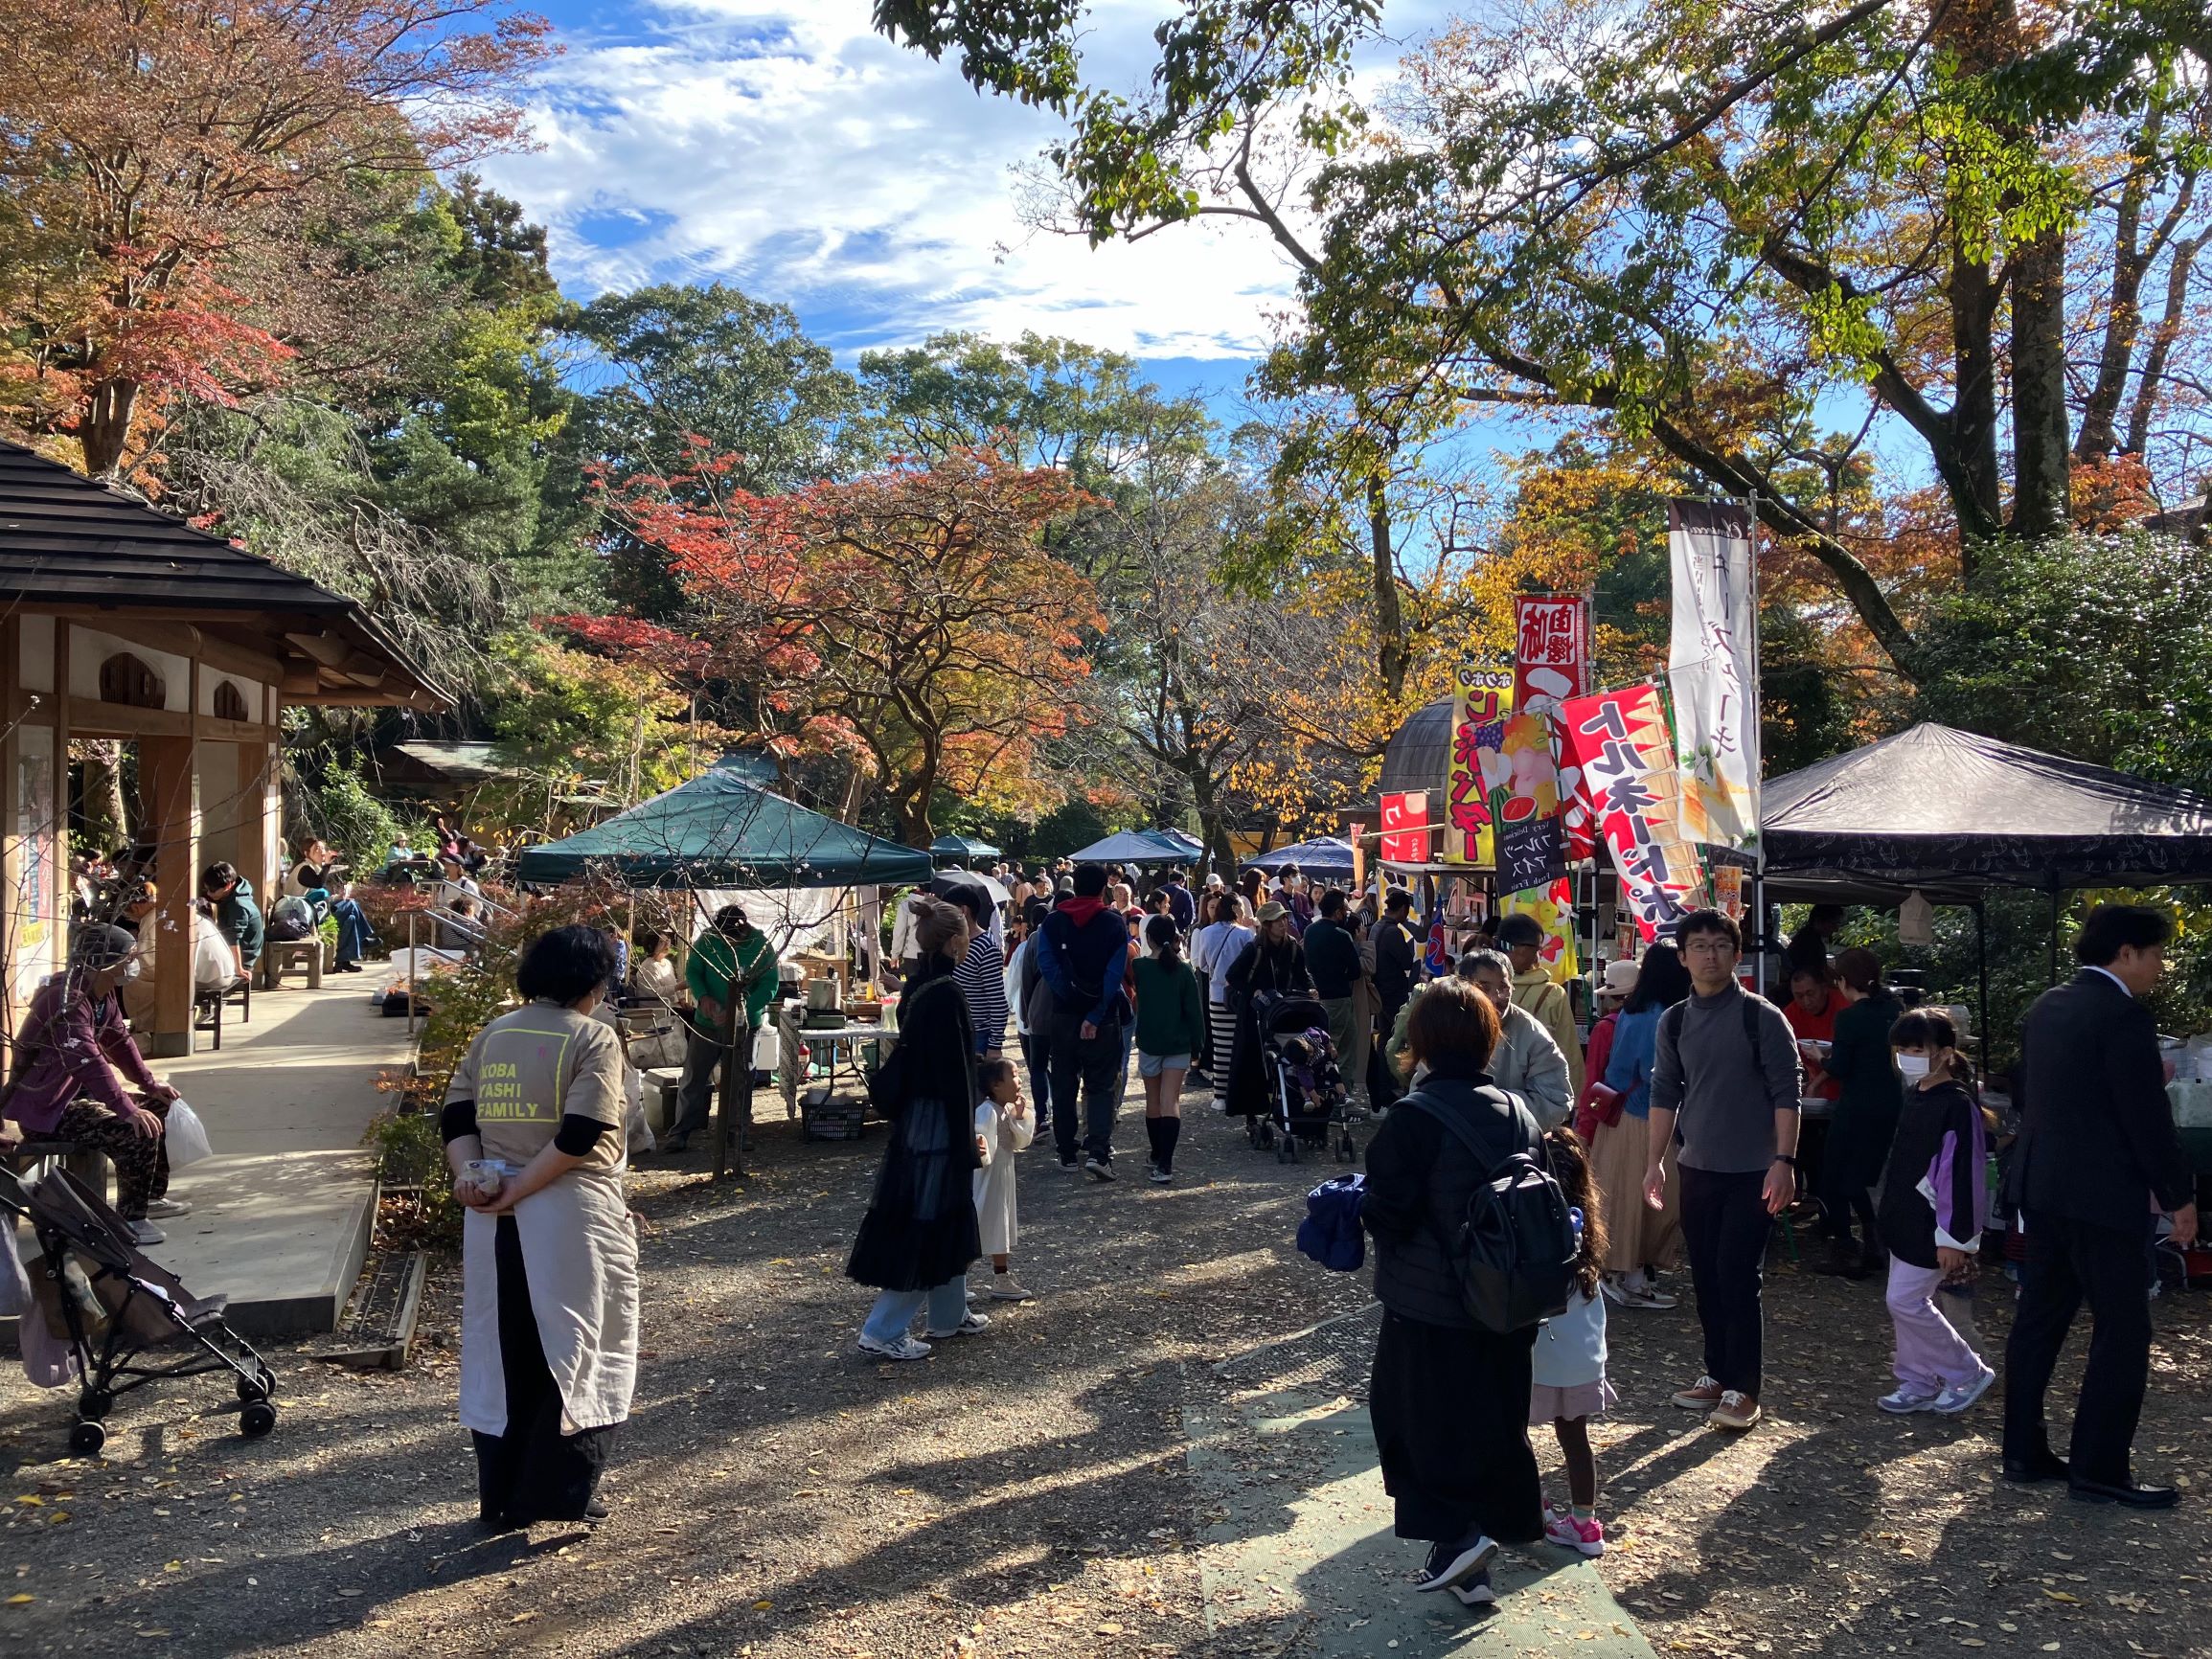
{"left": 5, "top": 1139, "right": 110, "bottom": 1205}
{"left": 261, "top": 938, "right": 323, "bottom": 990}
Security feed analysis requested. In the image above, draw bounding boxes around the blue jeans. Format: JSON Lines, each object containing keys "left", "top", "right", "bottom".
{"left": 861, "top": 1278, "right": 969, "bottom": 1344}
{"left": 331, "top": 898, "right": 372, "bottom": 964}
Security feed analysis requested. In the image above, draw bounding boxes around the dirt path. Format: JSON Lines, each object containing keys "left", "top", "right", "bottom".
{"left": 1, "top": 1083, "right": 2205, "bottom": 1659}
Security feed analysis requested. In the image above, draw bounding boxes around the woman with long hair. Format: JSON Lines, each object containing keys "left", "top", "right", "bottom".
{"left": 1593, "top": 943, "right": 1694, "bottom": 1308}
{"left": 443, "top": 924, "right": 639, "bottom": 1529}
{"left": 848, "top": 898, "right": 988, "bottom": 1361}
{"left": 1132, "top": 915, "right": 1205, "bottom": 1184}
{"left": 1361, "top": 981, "right": 1546, "bottom": 1605}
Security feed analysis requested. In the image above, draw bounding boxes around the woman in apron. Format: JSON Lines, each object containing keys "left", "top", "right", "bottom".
{"left": 442, "top": 924, "right": 639, "bottom": 1529}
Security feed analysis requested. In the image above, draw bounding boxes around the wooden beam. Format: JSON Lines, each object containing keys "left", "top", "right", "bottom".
{"left": 283, "top": 630, "right": 349, "bottom": 668}
{"left": 66, "top": 696, "right": 191, "bottom": 739}
{"left": 200, "top": 715, "right": 280, "bottom": 744}
{"left": 56, "top": 613, "right": 286, "bottom": 687}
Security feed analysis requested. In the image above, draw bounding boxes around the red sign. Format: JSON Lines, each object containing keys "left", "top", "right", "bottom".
{"left": 1513, "top": 596, "right": 1589, "bottom": 706}
{"left": 1379, "top": 791, "right": 1430, "bottom": 866}
{"left": 1556, "top": 684, "right": 1706, "bottom": 940}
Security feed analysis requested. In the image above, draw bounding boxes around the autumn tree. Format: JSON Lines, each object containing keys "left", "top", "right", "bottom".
{"left": 0, "top": 0, "right": 549, "bottom": 475}
{"left": 598, "top": 448, "right": 1103, "bottom": 843}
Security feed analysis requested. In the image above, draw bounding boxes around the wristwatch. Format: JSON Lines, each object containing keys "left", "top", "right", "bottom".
{"left": 1772, "top": 1153, "right": 1799, "bottom": 1168}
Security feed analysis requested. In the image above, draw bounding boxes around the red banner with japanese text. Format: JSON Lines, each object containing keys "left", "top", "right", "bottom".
{"left": 1379, "top": 791, "right": 1430, "bottom": 866}
{"left": 1498, "top": 596, "right": 1590, "bottom": 888}
{"left": 1556, "top": 683, "right": 1706, "bottom": 940}
{"left": 1445, "top": 666, "right": 1514, "bottom": 866}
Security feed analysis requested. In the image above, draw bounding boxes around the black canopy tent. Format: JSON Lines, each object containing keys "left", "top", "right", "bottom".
{"left": 1757, "top": 724, "right": 2212, "bottom": 1040}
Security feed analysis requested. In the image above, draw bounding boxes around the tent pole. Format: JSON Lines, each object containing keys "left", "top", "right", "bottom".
{"left": 1974, "top": 900, "right": 1990, "bottom": 1060}
{"left": 2047, "top": 887, "right": 2061, "bottom": 988}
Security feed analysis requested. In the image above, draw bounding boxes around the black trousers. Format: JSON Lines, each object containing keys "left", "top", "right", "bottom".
{"left": 1047, "top": 1009, "right": 1123, "bottom": 1164}
{"left": 473, "top": 1216, "right": 614, "bottom": 1525}
{"left": 1678, "top": 1165, "right": 1771, "bottom": 1397}
{"left": 2002, "top": 1209, "right": 2155, "bottom": 1488}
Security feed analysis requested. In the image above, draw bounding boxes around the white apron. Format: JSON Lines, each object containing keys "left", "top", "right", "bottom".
{"left": 460, "top": 1172, "right": 640, "bottom": 1436}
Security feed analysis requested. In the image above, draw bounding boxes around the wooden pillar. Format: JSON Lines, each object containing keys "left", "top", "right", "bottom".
{"left": 50, "top": 624, "right": 70, "bottom": 982}
{"left": 235, "top": 716, "right": 282, "bottom": 913}
{"left": 141, "top": 679, "right": 201, "bottom": 1056}
{"left": 1, "top": 616, "right": 21, "bottom": 1048}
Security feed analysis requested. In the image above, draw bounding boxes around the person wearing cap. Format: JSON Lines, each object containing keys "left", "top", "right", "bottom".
{"left": 1496, "top": 912, "right": 1585, "bottom": 1096}
{"left": 6, "top": 925, "right": 185, "bottom": 1244}
{"left": 1574, "top": 959, "right": 1640, "bottom": 1141}
{"left": 666, "top": 905, "right": 777, "bottom": 1156}
{"left": 1222, "top": 901, "right": 1311, "bottom": 1118}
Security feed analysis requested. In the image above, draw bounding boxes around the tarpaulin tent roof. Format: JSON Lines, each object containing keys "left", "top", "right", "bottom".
{"left": 513, "top": 765, "right": 932, "bottom": 890}
{"left": 1065, "top": 829, "right": 1204, "bottom": 865}
{"left": 929, "top": 833, "right": 1000, "bottom": 859}
{"left": 1762, "top": 724, "right": 2212, "bottom": 896}
{"left": 1240, "top": 836, "right": 1357, "bottom": 877}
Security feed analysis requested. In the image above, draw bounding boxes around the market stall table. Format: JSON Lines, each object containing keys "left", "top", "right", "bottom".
{"left": 776, "top": 1007, "right": 894, "bottom": 1120}
{"left": 2169, "top": 1079, "right": 2212, "bottom": 1176}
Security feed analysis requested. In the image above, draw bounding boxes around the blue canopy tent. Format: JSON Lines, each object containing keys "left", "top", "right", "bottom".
{"left": 1240, "top": 835, "right": 1356, "bottom": 878}
{"left": 928, "top": 832, "right": 1000, "bottom": 861}
{"left": 1064, "top": 828, "right": 1205, "bottom": 866}
{"left": 513, "top": 761, "right": 933, "bottom": 890}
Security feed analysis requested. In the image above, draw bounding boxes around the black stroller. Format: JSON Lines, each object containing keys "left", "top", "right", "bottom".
{"left": 0, "top": 1164, "right": 277, "bottom": 1454}
{"left": 1245, "top": 990, "right": 1359, "bottom": 1165}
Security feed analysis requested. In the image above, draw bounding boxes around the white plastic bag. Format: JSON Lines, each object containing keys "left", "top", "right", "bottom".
{"left": 163, "top": 1097, "right": 216, "bottom": 1167}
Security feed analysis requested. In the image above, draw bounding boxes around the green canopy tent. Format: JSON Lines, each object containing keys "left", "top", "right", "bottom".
{"left": 513, "top": 761, "right": 932, "bottom": 890}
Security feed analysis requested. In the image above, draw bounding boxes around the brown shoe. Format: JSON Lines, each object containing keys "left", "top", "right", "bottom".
{"left": 1670, "top": 1375, "right": 1725, "bottom": 1411}
{"left": 1709, "top": 1390, "right": 1763, "bottom": 1431}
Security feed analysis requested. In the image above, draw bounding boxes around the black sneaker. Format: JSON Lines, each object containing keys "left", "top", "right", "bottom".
{"left": 1148, "top": 1165, "right": 1173, "bottom": 1186}
{"left": 1414, "top": 1533, "right": 1497, "bottom": 1593}
{"left": 1083, "top": 1156, "right": 1116, "bottom": 1182}
{"left": 1059, "top": 1154, "right": 1080, "bottom": 1170}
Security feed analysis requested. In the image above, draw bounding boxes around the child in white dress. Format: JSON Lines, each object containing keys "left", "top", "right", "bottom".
{"left": 972, "top": 1057, "right": 1036, "bottom": 1301}
{"left": 1531, "top": 1125, "right": 1614, "bottom": 1558}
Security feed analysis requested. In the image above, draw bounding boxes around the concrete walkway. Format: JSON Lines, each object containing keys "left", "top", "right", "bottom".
{"left": 143, "top": 977, "right": 413, "bottom": 1336}
{"left": 1188, "top": 1383, "right": 1655, "bottom": 1658}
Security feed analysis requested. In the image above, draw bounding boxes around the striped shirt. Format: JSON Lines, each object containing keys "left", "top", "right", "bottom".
{"left": 956, "top": 931, "right": 1010, "bottom": 1054}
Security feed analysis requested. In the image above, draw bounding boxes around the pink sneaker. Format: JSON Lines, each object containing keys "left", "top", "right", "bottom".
{"left": 1543, "top": 1505, "right": 1606, "bottom": 1557}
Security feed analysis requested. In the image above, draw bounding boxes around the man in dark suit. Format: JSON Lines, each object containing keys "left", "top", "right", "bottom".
{"left": 2003, "top": 904, "right": 2200, "bottom": 1507}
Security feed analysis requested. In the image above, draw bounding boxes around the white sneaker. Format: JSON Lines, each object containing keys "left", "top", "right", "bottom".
{"left": 856, "top": 1333, "right": 931, "bottom": 1361}
{"left": 924, "top": 1311, "right": 991, "bottom": 1339}
{"left": 985, "top": 1278, "right": 1035, "bottom": 1302}
{"left": 1932, "top": 1367, "right": 1996, "bottom": 1415}
{"left": 1878, "top": 1387, "right": 1938, "bottom": 1414}
{"left": 125, "top": 1219, "right": 166, "bottom": 1247}
{"left": 1449, "top": 1570, "right": 1498, "bottom": 1606}
{"left": 143, "top": 1197, "right": 192, "bottom": 1218}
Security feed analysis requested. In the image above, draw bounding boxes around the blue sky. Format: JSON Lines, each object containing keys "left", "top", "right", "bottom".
{"left": 477, "top": 1, "right": 1457, "bottom": 410}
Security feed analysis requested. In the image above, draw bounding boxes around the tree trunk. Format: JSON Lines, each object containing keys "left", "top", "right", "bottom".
{"left": 78, "top": 377, "right": 140, "bottom": 477}
{"left": 75, "top": 739, "right": 131, "bottom": 852}
{"left": 2125, "top": 227, "right": 2208, "bottom": 458}
{"left": 2008, "top": 225, "right": 2073, "bottom": 539}
{"left": 2075, "top": 105, "right": 2164, "bottom": 466}
{"left": 1366, "top": 471, "right": 1406, "bottom": 702}
{"left": 1948, "top": 244, "right": 2005, "bottom": 567}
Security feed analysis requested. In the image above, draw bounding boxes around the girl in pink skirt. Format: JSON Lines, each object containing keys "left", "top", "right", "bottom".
{"left": 1532, "top": 1126, "right": 1615, "bottom": 1557}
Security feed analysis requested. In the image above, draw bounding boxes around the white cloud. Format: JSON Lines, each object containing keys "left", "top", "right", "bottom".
{"left": 477, "top": 0, "right": 1326, "bottom": 360}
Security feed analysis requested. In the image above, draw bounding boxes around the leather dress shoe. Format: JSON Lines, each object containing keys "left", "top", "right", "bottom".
{"left": 2001, "top": 1451, "right": 2069, "bottom": 1485}
{"left": 2067, "top": 1475, "right": 2178, "bottom": 1508}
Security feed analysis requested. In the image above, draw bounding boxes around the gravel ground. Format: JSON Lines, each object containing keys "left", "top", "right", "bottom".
{"left": 0, "top": 1081, "right": 2206, "bottom": 1659}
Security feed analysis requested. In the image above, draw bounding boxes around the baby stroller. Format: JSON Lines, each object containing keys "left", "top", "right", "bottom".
{"left": 1246, "top": 990, "right": 1360, "bottom": 1165}
{"left": 0, "top": 1164, "right": 277, "bottom": 1454}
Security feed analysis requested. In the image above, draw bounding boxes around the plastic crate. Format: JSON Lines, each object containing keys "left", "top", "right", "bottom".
{"left": 803, "top": 1095, "right": 870, "bottom": 1142}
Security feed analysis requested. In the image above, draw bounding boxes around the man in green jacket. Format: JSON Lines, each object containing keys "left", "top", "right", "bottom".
{"left": 667, "top": 905, "right": 779, "bottom": 1154}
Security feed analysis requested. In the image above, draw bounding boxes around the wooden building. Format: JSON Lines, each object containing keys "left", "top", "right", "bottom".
{"left": 0, "top": 441, "right": 445, "bottom": 1055}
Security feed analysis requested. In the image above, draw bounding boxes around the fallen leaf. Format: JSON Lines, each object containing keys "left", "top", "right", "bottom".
{"left": 753, "top": 1601, "right": 774, "bottom": 1612}
{"left": 5, "top": 1594, "right": 31, "bottom": 1606}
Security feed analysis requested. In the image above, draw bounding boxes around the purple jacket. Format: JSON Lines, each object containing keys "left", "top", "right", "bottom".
{"left": 6, "top": 979, "right": 162, "bottom": 1133}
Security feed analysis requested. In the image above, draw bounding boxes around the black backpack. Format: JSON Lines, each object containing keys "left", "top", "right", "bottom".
{"left": 1405, "top": 1095, "right": 1579, "bottom": 1334}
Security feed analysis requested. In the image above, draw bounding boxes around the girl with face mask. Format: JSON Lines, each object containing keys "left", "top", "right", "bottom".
{"left": 1871, "top": 1009, "right": 1995, "bottom": 1418}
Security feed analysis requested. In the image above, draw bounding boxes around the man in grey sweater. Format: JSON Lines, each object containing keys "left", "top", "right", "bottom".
{"left": 1643, "top": 909, "right": 1803, "bottom": 1432}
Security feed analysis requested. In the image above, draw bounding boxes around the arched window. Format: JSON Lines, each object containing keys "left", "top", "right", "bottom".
{"left": 99, "top": 652, "right": 165, "bottom": 709}
{"left": 212, "top": 679, "right": 249, "bottom": 721}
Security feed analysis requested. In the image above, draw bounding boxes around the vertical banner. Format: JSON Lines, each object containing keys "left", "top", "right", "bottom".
{"left": 1499, "top": 877, "right": 1581, "bottom": 987}
{"left": 11, "top": 727, "right": 56, "bottom": 1012}
{"left": 1445, "top": 665, "right": 1514, "bottom": 866}
{"left": 1348, "top": 820, "right": 1367, "bottom": 897}
{"left": 1558, "top": 684, "right": 1707, "bottom": 941}
{"left": 1379, "top": 792, "right": 1429, "bottom": 866}
{"left": 1499, "top": 596, "right": 1590, "bottom": 890}
{"left": 1668, "top": 501, "right": 1761, "bottom": 852}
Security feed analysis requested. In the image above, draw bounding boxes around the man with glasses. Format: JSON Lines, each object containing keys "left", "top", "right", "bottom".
{"left": 1643, "top": 909, "right": 1803, "bottom": 1431}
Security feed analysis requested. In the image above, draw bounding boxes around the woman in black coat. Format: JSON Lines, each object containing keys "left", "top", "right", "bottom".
{"left": 1362, "top": 979, "right": 1545, "bottom": 1602}
{"left": 849, "top": 898, "right": 986, "bottom": 1360}
{"left": 1223, "top": 902, "right": 1312, "bottom": 1117}
{"left": 1815, "top": 945, "right": 1904, "bottom": 1278}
